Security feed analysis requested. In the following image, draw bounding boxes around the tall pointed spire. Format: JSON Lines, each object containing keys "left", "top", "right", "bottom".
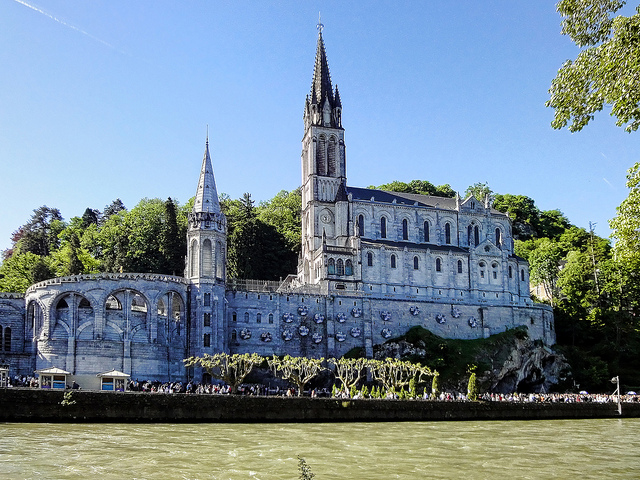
{"left": 193, "top": 136, "right": 221, "bottom": 215}
{"left": 311, "top": 28, "right": 334, "bottom": 110}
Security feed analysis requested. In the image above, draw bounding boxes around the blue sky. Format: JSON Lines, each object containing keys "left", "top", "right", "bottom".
{"left": 1, "top": 1, "right": 639, "bottom": 255}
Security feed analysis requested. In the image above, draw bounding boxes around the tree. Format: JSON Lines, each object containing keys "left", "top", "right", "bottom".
{"left": 183, "top": 353, "right": 264, "bottom": 394}
{"left": 610, "top": 163, "right": 640, "bottom": 266}
{"left": 81, "top": 208, "right": 100, "bottom": 228}
{"left": 268, "top": 355, "right": 326, "bottom": 396}
{"left": 160, "top": 197, "right": 185, "bottom": 276}
{"left": 329, "top": 357, "right": 368, "bottom": 392}
{"left": 369, "top": 180, "right": 456, "bottom": 198}
{"left": 367, "top": 358, "right": 434, "bottom": 394}
{"left": 464, "top": 182, "right": 493, "bottom": 203}
{"left": 13, "top": 206, "right": 64, "bottom": 257}
{"left": 547, "top": 1, "right": 640, "bottom": 132}
{"left": 493, "top": 194, "right": 540, "bottom": 240}
{"left": 528, "top": 238, "right": 563, "bottom": 306}
{"left": 102, "top": 199, "right": 126, "bottom": 222}
{"left": 0, "top": 252, "right": 53, "bottom": 292}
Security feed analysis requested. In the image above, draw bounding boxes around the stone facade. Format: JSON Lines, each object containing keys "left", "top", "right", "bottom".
{"left": 0, "top": 28, "right": 554, "bottom": 386}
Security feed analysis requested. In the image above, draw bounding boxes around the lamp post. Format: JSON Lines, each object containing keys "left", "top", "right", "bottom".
{"left": 611, "top": 376, "right": 622, "bottom": 415}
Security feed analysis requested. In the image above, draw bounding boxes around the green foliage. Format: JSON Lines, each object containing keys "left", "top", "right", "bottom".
{"left": 0, "top": 252, "right": 53, "bottom": 292}
{"left": 610, "top": 163, "right": 640, "bottom": 266}
{"left": 464, "top": 182, "right": 493, "bottom": 203}
{"left": 528, "top": 238, "right": 564, "bottom": 306}
{"left": 184, "top": 353, "right": 264, "bottom": 394}
{"left": 328, "top": 357, "right": 368, "bottom": 392}
{"left": 268, "top": 355, "right": 326, "bottom": 396}
{"left": 369, "top": 180, "right": 457, "bottom": 198}
{"left": 467, "top": 372, "right": 479, "bottom": 401}
{"left": 431, "top": 373, "right": 440, "bottom": 398}
{"left": 361, "top": 385, "right": 369, "bottom": 398}
{"left": 349, "top": 384, "right": 357, "bottom": 398}
{"left": 408, "top": 377, "right": 417, "bottom": 399}
{"left": 60, "top": 391, "right": 77, "bottom": 407}
{"left": 547, "top": 0, "right": 640, "bottom": 132}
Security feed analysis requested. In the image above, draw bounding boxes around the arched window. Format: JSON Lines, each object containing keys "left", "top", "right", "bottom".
{"left": 474, "top": 226, "right": 480, "bottom": 246}
{"left": 78, "top": 297, "right": 91, "bottom": 309}
{"left": 231, "top": 330, "right": 237, "bottom": 341}
{"left": 204, "top": 313, "right": 211, "bottom": 327}
{"left": 3, "top": 327, "right": 10, "bottom": 352}
{"left": 445, "top": 223, "right": 451, "bottom": 244}
{"left": 202, "top": 239, "right": 212, "bottom": 276}
{"left": 424, "top": 221, "right": 430, "bottom": 242}
{"left": 256, "top": 313, "right": 262, "bottom": 324}
{"left": 402, "top": 219, "right": 409, "bottom": 240}
{"left": 328, "top": 258, "right": 335, "bottom": 275}
{"left": 336, "top": 259, "right": 345, "bottom": 276}
{"left": 203, "top": 333, "right": 211, "bottom": 347}
{"left": 345, "top": 260, "right": 353, "bottom": 275}
{"left": 413, "top": 256, "right": 419, "bottom": 270}
{"left": 106, "top": 294, "right": 122, "bottom": 310}
{"left": 316, "top": 135, "right": 326, "bottom": 175}
{"left": 458, "top": 260, "right": 463, "bottom": 274}
{"left": 521, "top": 269, "right": 525, "bottom": 281}
{"left": 244, "top": 312, "right": 250, "bottom": 323}
{"left": 509, "top": 265, "right": 513, "bottom": 278}
{"left": 391, "top": 254, "right": 397, "bottom": 269}
{"left": 327, "top": 136, "right": 337, "bottom": 175}
{"left": 479, "top": 261, "right": 486, "bottom": 279}
{"left": 190, "top": 239, "right": 199, "bottom": 277}
{"left": 56, "top": 298, "right": 69, "bottom": 309}
{"left": 131, "top": 293, "right": 147, "bottom": 313}
{"left": 216, "top": 241, "right": 224, "bottom": 278}
{"left": 468, "top": 225, "right": 473, "bottom": 246}
{"left": 381, "top": 217, "right": 387, "bottom": 239}
{"left": 436, "top": 258, "right": 442, "bottom": 272}
{"left": 367, "top": 252, "right": 373, "bottom": 267}
{"left": 204, "top": 293, "right": 211, "bottom": 307}
{"left": 495, "top": 228, "right": 502, "bottom": 247}
{"left": 358, "top": 214, "right": 365, "bottom": 237}
{"left": 268, "top": 313, "right": 274, "bottom": 324}
{"left": 232, "top": 312, "right": 237, "bottom": 322}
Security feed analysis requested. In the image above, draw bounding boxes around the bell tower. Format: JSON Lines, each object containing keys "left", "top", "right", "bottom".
{"left": 186, "top": 136, "right": 227, "bottom": 359}
{"left": 299, "top": 24, "right": 349, "bottom": 285}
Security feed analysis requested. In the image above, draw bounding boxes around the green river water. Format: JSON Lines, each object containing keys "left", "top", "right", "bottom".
{"left": 1, "top": 419, "right": 639, "bottom": 479}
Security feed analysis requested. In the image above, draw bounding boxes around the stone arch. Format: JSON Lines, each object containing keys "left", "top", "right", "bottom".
{"left": 327, "top": 135, "right": 337, "bottom": 176}
{"left": 190, "top": 239, "right": 199, "bottom": 277}
{"left": 316, "top": 134, "right": 327, "bottom": 175}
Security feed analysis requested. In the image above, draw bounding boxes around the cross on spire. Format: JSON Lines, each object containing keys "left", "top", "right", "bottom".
{"left": 317, "top": 12, "right": 323, "bottom": 34}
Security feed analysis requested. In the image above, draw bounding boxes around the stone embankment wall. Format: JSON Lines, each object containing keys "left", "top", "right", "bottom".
{"left": 1, "top": 389, "right": 638, "bottom": 422}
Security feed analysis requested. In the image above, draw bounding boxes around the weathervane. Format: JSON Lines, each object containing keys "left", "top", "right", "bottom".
{"left": 317, "top": 12, "right": 324, "bottom": 34}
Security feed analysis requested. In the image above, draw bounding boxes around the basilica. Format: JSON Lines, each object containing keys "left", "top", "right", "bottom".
{"left": 0, "top": 29, "right": 554, "bottom": 388}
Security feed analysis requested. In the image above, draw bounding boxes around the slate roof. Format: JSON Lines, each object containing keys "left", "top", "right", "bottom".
{"left": 361, "top": 238, "right": 468, "bottom": 254}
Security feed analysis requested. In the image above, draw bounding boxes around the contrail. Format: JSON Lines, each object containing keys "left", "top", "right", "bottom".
{"left": 12, "top": 0, "right": 115, "bottom": 50}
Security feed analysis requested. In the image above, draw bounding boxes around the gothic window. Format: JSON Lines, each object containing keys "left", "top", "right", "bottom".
{"left": 509, "top": 266, "right": 513, "bottom": 278}
{"left": 231, "top": 330, "right": 237, "bottom": 341}
{"left": 436, "top": 258, "right": 442, "bottom": 272}
{"left": 202, "top": 239, "right": 212, "bottom": 277}
{"left": 413, "top": 256, "right": 419, "bottom": 270}
{"left": 328, "top": 258, "right": 335, "bottom": 275}
{"left": 244, "top": 312, "right": 250, "bottom": 323}
{"left": 367, "top": 252, "right": 373, "bottom": 267}
{"left": 391, "top": 254, "right": 397, "bottom": 269}
{"left": 56, "top": 298, "right": 69, "bottom": 309}
{"left": 316, "top": 135, "right": 326, "bottom": 175}
{"left": 358, "top": 214, "right": 365, "bottom": 237}
{"left": 190, "top": 239, "right": 199, "bottom": 277}
{"left": 458, "top": 260, "right": 463, "bottom": 274}
{"left": 78, "top": 298, "right": 91, "bottom": 309}
{"left": 493, "top": 271, "right": 498, "bottom": 280}
{"left": 336, "top": 259, "right": 345, "bottom": 275}
{"left": 424, "top": 221, "right": 430, "bottom": 242}
{"left": 268, "top": 313, "right": 274, "bottom": 324}
{"left": 445, "top": 223, "right": 451, "bottom": 244}
{"left": 204, "top": 313, "right": 211, "bottom": 327}
{"left": 495, "top": 228, "right": 502, "bottom": 247}
{"left": 381, "top": 217, "right": 387, "bottom": 239}
{"left": 467, "top": 225, "right": 473, "bottom": 246}
{"left": 3, "top": 327, "right": 10, "bottom": 352}
{"left": 479, "top": 261, "right": 486, "bottom": 279}
{"left": 232, "top": 312, "right": 237, "bottom": 322}
{"left": 204, "top": 293, "right": 211, "bottom": 307}
{"left": 216, "top": 241, "right": 224, "bottom": 278}
{"left": 203, "top": 333, "right": 211, "bottom": 347}
{"left": 402, "top": 219, "right": 409, "bottom": 240}
{"left": 345, "top": 260, "right": 353, "bottom": 276}
{"left": 521, "top": 269, "right": 525, "bottom": 281}
{"left": 327, "top": 136, "right": 337, "bottom": 176}
{"left": 257, "top": 313, "right": 262, "bottom": 324}
{"left": 474, "top": 226, "right": 480, "bottom": 246}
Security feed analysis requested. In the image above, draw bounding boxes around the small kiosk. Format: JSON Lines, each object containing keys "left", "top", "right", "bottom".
{"left": 97, "top": 370, "right": 130, "bottom": 392}
{"left": 35, "top": 367, "right": 70, "bottom": 389}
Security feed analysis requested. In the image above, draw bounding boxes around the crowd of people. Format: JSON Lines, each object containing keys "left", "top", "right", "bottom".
{"left": 5, "top": 374, "right": 638, "bottom": 403}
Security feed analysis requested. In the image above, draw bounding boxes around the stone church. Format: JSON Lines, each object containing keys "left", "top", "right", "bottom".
{"left": 0, "top": 28, "right": 554, "bottom": 387}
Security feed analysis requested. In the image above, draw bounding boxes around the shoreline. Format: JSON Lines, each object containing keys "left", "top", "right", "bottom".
{"left": 2, "top": 388, "right": 639, "bottom": 423}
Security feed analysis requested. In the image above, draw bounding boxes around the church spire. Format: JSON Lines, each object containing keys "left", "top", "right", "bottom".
{"left": 311, "top": 28, "right": 334, "bottom": 109}
{"left": 192, "top": 136, "right": 221, "bottom": 216}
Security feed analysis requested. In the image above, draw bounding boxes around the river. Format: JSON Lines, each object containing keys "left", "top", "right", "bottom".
{"left": 2, "top": 419, "right": 639, "bottom": 479}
